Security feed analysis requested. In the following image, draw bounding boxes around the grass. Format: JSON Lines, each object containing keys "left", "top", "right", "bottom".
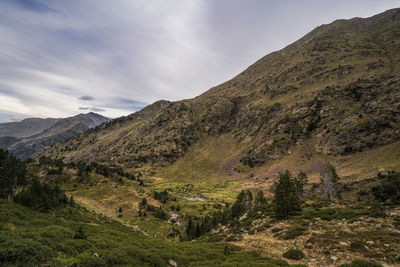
{"left": 0, "top": 199, "right": 296, "bottom": 267}
{"left": 70, "top": 182, "right": 141, "bottom": 217}
{"left": 155, "top": 134, "right": 241, "bottom": 180}
{"left": 57, "top": 165, "right": 245, "bottom": 236}
{"left": 300, "top": 207, "right": 383, "bottom": 221}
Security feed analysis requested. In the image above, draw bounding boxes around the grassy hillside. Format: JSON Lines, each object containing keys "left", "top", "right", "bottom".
{"left": 38, "top": 9, "right": 400, "bottom": 183}
{"left": 1, "top": 199, "right": 300, "bottom": 267}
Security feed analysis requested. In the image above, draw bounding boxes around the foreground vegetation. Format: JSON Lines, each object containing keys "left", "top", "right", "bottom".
{"left": 1, "top": 199, "right": 303, "bottom": 266}
{"left": 2, "top": 148, "right": 400, "bottom": 265}
{"left": 1, "top": 150, "right": 305, "bottom": 266}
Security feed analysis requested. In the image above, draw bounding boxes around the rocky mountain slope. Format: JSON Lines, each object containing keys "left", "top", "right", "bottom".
{"left": 1, "top": 112, "right": 109, "bottom": 159}
{"left": 39, "top": 9, "right": 400, "bottom": 175}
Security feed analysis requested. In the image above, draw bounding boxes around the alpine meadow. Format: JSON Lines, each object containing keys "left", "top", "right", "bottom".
{"left": 1, "top": 3, "right": 400, "bottom": 267}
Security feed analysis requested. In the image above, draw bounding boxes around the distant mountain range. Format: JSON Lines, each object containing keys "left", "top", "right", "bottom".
{"left": 0, "top": 112, "right": 109, "bottom": 159}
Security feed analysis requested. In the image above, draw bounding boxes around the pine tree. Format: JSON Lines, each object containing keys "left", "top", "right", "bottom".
{"left": 186, "top": 216, "right": 194, "bottom": 239}
{"left": 231, "top": 190, "right": 246, "bottom": 218}
{"left": 254, "top": 190, "right": 267, "bottom": 206}
{"left": 195, "top": 222, "right": 201, "bottom": 238}
{"left": 294, "top": 171, "right": 308, "bottom": 198}
{"left": 272, "top": 170, "right": 300, "bottom": 219}
{"left": 0, "top": 149, "right": 26, "bottom": 201}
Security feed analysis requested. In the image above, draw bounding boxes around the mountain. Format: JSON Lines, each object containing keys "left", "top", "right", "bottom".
{"left": 0, "top": 117, "right": 61, "bottom": 138}
{"left": 4, "top": 8, "right": 400, "bottom": 267}
{"left": 0, "top": 112, "right": 109, "bottom": 159}
{"left": 39, "top": 9, "right": 400, "bottom": 178}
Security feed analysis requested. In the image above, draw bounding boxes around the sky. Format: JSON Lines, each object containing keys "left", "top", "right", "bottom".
{"left": 0, "top": 0, "right": 399, "bottom": 122}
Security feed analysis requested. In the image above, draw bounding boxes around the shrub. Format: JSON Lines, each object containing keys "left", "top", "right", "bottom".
{"left": 226, "top": 235, "right": 242, "bottom": 242}
{"left": 282, "top": 249, "right": 305, "bottom": 260}
{"left": 301, "top": 207, "right": 380, "bottom": 221}
{"left": 339, "top": 259, "right": 383, "bottom": 267}
{"left": 282, "top": 226, "right": 307, "bottom": 240}
{"left": 153, "top": 190, "right": 169, "bottom": 203}
{"left": 0, "top": 231, "right": 54, "bottom": 264}
{"left": 349, "top": 241, "right": 367, "bottom": 252}
{"left": 74, "top": 225, "right": 87, "bottom": 239}
{"left": 271, "top": 227, "right": 281, "bottom": 233}
{"left": 207, "top": 235, "right": 225, "bottom": 242}
{"left": 371, "top": 172, "right": 400, "bottom": 204}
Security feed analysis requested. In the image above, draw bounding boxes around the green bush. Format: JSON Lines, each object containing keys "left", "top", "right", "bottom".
{"left": 74, "top": 225, "right": 87, "bottom": 239}
{"left": 271, "top": 227, "right": 281, "bottom": 233}
{"left": 226, "top": 235, "right": 242, "bottom": 242}
{"left": 282, "top": 249, "right": 305, "bottom": 260}
{"left": 207, "top": 235, "right": 225, "bottom": 242}
{"left": 339, "top": 259, "right": 383, "bottom": 267}
{"left": 282, "top": 226, "right": 307, "bottom": 240}
{"left": 371, "top": 172, "right": 400, "bottom": 204}
{"left": 0, "top": 231, "right": 54, "bottom": 264}
{"left": 301, "top": 207, "right": 381, "bottom": 221}
{"left": 0, "top": 196, "right": 296, "bottom": 267}
{"left": 349, "top": 241, "right": 367, "bottom": 252}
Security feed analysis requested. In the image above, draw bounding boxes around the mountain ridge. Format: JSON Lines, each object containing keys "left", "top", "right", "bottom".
{"left": 38, "top": 8, "right": 400, "bottom": 178}
{"left": 0, "top": 117, "right": 61, "bottom": 138}
{"left": 0, "top": 112, "right": 109, "bottom": 159}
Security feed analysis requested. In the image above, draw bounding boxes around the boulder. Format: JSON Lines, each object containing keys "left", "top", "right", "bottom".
{"left": 168, "top": 259, "right": 177, "bottom": 266}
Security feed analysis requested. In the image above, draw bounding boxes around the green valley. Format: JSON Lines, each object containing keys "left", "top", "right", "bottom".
{"left": 2, "top": 7, "right": 400, "bottom": 267}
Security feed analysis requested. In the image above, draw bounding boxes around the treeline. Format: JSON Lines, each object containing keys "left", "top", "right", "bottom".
{"left": 15, "top": 178, "right": 72, "bottom": 212}
{"left": 138, "top": 197, "right": 168, "bottom": 220}
{"left": 184, "top": 167, "right": 343, "bottom": 240}
{"left": 39, "top": 156, "right": 144, "bottom": 185}
{"left": 185, "top": 189, "right": 269, "bottom": 240}
{"left": 0, "top": 149, "right": 71, "bottom": 212}
{"left": 0, "top": 149, "right": 27, "bottom": 201}
{"left": 153, "top": 190, "right": 169, "bottom": 203}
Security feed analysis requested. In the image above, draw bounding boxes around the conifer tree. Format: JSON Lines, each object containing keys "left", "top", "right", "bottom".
{"left": 0, "top": 149, "right": 26, "bottom": 201}
{"left": 272, "top": 170, "right": 300, "bottom": 219}
{"left": 254, "top": 190, "right": 267, "bottom": 206}
{"left": 195, "top": 222, "right": 201, "bottom": 238}
{"left": 294, "top": 171, "right": 308, "bottom": 198}
{"left": 186, "top": 216, "right": 194, "bottom": 239}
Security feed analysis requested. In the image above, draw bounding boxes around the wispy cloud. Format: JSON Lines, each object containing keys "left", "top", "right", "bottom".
{"left": 0, "top": 0, "right": 398, "bottom": 121}
{"left": 79, "top": 95, "right": 95, "bottom": 101}
{"left": 90, "top": 107, "right": 106, "bottom": 112}
{"left": 79, "top": 107, "right": 89, "bottom": 110}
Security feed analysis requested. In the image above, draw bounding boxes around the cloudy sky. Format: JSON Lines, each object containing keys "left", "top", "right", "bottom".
{"left": 0, "top": 0, "right": 398, "bottom": 122}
